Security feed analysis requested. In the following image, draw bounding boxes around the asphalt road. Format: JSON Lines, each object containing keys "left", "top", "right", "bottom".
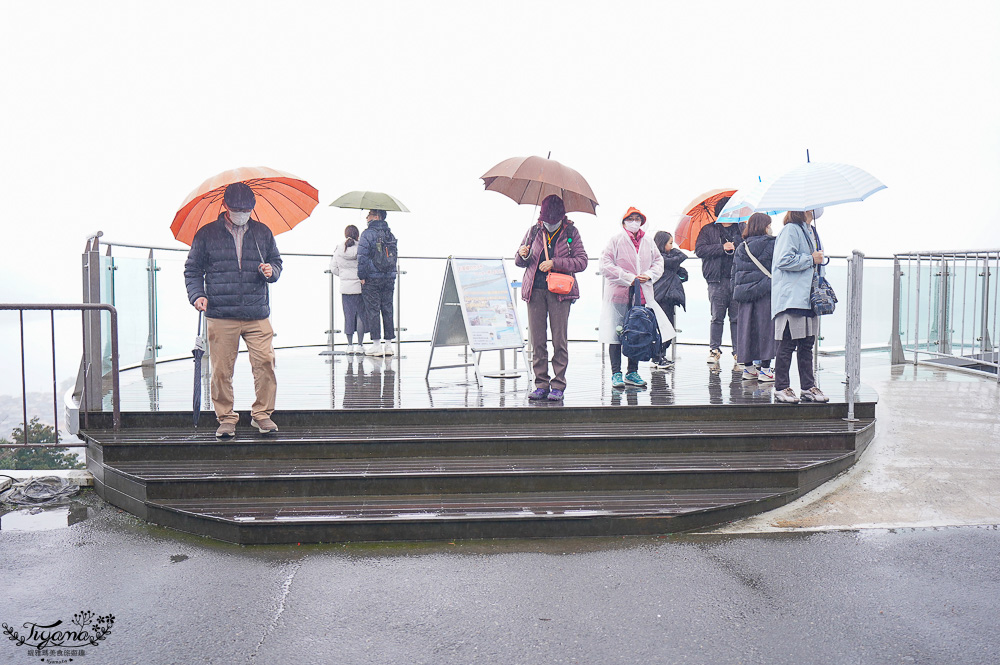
{"left": 1, "top": 494, "right": 998, "bottom": 665}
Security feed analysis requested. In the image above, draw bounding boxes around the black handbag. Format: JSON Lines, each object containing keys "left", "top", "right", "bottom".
{"left": 810, "top": 268, "right": 837, "bottom": 316}
{"left": 798, "top": 224, "right": 837, "bottom": 316}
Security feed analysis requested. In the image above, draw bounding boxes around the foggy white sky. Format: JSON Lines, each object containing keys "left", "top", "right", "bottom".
{"left": 1, "top": 0, "right": 999, "bottom": 400}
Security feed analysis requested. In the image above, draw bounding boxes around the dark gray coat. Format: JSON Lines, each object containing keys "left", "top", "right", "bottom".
{"left": 652, "top": 248, "right": 688, "bottom": 310}
{"left": 184, "top": 215, "right": 282, "bottom": 320}
{"left": 732, "top": 234, "right": 775, "bottom": 303}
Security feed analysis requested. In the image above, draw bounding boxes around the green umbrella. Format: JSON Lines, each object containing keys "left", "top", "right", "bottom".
{"left": 328, "top": 191, "right": 410, "bottom": 212}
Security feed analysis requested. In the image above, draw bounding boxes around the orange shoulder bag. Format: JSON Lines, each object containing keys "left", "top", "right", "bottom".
{"left": 543, "top": 230, "right": 575, "bottom": 295}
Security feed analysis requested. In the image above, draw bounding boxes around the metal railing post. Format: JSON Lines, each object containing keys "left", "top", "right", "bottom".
{"left": 320, "top": 268, "right": 338, "bottom": 355}
{"left": 981, "top": 254, "right": 993, "bottom": 354}
{"left": 394, "top": 264, "right": 407, "bottom": 355}
{"left": 81, "top": 234, "right": 103, "bottom": 411}
{"left": 845, "top": 251, "right": 864, "bottom": 422}
{"left": 937, "top": 257, "right": 951, "bottom": 355}
{"left": 142, "top": 248, "right": 161, "bottom": 367}
{"left": 890, "top": 257, "right": 907, "bottom": 364}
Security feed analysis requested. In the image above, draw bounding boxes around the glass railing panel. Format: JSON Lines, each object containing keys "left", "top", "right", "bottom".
{"left": 269, "top": 254, "right": 331, "bottom": 348}
{"left": 153, "top": 253, "right": 200, "bottom": 360}
{"left": 107, "top": 256, "right": 153, "bottom": 369}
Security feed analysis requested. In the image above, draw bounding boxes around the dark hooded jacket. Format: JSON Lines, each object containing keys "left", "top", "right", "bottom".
{"left": 652, "top": 248, "right": 688, "bottom": 310}
{"left": 695, "top": 222, "right": 745, "bottom": 283}
{"left": 184, "top": 215, "right": 282, "bottom": 320}
{"left": 732, "top": 234, "right": 775, "bottom": 303}
{"left": 356, "top": 219, "right": 398, "bottom": 282}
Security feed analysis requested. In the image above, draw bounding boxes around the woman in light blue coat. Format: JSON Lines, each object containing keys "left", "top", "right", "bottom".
{"left": 770, "top": 210, "right": 829, "bottom": 404}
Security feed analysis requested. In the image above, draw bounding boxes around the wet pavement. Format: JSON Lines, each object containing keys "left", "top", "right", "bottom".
{"left": 0, "top": 491, "right": 998, "bottom": 665}
{"left": 717, "top": 356, "right": 1000, "bottom": 533}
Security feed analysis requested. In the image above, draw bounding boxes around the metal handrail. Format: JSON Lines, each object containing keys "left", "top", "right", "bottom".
{"left": 0, "top": 303, "right": 120, "bottom": 445}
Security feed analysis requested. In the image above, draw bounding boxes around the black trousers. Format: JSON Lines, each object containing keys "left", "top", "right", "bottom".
{"left": 609, "top": 344, "right": 639, "bottom": 374}
{"left": 774, "top": 327, "right": 815, "bottom": 391}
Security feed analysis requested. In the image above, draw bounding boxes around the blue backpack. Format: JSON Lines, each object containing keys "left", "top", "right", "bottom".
{"left": 620, "top": 284, "right": 661, "bottom": 361}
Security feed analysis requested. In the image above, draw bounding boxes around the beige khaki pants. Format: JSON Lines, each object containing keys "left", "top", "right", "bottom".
{"left": 207, "top": 317, "right": 276, "bottom": 424}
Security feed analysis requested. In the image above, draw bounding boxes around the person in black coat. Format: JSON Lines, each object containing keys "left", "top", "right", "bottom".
{"left": 731, "top": 213, "right": 776, "bottom": 382}
{"left": 184, "top": 182, "right": 283, "bottom": 438}
{"left": 694, "top": 196, "right": 745, "bottom": 365}
{"left": 650, "top": 231, "right": 687, "bottom": 369}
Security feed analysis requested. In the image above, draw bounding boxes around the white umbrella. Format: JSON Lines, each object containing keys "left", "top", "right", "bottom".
{"left": 724, "top": 162, "right": 886, "bottom": 216}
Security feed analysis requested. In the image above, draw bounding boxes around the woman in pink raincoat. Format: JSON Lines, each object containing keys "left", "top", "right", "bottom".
{"left": 599, "top": 207, "right": 675, "bottom": 390}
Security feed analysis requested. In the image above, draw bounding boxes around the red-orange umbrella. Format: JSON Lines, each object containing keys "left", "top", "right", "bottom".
{"left": 171, "top": 166, "right": 319, "bottom": 245}
{"left": 481, "top": 155, "right": 599, "bottom": 215}
{"left": 674, "top": 188, "right": 737, "bottom": 251}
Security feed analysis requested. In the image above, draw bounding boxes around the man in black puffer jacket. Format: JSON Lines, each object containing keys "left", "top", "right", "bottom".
{"left": 694, "top": 196, "right": 745, "bottom": 365}
{"left": 356, "top": 209, "right": 398, "bottom": 357}
{"left": 184, "top": 182, "right": 283, "bottom": 439}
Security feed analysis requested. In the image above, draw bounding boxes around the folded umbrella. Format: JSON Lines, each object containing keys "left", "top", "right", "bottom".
{"left": 171, "top": 166, "right": 319, "bottom": 246}
{"left": 192, "top": 312, "right": 205, "bottom": 428}
{"left": 481, "top": 155, "right": 599, "bottom": 215}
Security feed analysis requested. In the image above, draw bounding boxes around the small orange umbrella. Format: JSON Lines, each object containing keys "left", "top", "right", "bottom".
{"left": 674, "top": 188, "right": 737, "bottom": 251}
{"left": 171, "top": 166, "right": 319, "bottom": 245}
{"left": 481, "top": 155, "right": 599, "bottom": 215}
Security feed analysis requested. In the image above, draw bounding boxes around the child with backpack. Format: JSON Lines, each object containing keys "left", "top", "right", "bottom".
{"left": 650, "top": 230, "right": 688, "bottom": 369}
{"left": 598, "top": 207, "right": 675, "bottom": 390}
{"left": 356, "top": 209, "right": 399, "bottom": 357}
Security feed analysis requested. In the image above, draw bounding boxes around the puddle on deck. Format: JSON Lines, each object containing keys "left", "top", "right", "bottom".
{"left": 0, "top": 502, "right": 93, "bottom": 531}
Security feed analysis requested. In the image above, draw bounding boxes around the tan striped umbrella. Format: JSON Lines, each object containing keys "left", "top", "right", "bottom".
{"left": 171, "top": 166, "right": 319, "bottom": 245}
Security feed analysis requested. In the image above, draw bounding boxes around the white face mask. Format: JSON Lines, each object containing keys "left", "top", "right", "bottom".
{"left": 228, "top": 210, "right": 251, "bottom": 226}
{"left": 624, "top": 220, "right": 642, "bottom": 233}
{"left": 542, "top": 221, "right": 562, "bottom": 233}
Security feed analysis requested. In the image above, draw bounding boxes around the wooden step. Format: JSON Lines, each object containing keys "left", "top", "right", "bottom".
{"left": 109, "top": 451, "right": 853, "bottom": 499}
{"left": 146, "top": 488, "right": 797, "bottom": 544}
{"left": 85, "top": 418, "right": 875, "bottom": 461}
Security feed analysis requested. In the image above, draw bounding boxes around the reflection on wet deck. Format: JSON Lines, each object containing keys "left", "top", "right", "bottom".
{"left": 116, "top": 342, "right": 876, "bottom": 412}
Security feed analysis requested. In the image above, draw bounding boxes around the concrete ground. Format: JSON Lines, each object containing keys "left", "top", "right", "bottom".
{"left": 716, "top": 357, "right": 1000, "bottom": 533}
{"left": 1, "top": 354, "right": 998, "bottom": 665}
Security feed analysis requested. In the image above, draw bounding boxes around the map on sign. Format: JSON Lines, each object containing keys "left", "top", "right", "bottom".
{"left": 450, "top": 258, "right": 522, "bottom": 351}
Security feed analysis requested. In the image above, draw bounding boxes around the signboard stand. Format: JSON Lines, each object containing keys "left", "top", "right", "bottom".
{"left": 426, "top": 257, "right": 531, "bottom": 387}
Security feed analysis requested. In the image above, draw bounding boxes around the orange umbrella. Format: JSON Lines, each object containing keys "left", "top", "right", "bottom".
{"left": 171, "top": 166, "right": 319, "bottom": 245}
{"left": 481, "top": 155, "right": 599, "bottom": 215}
{"left": 674, "top": 188, "right": 737, "bottom": 251}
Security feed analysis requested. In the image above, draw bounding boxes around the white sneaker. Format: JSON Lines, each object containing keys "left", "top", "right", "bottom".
{"left": 365, "top": 343, "right": 384, "bottom": 356}
{"left": 382, "top": 341, "right": 395, "bottom": 356}
{"left": 774, "top": 387, "right": 800, "bottom": 404}
{"left": 800, "top": 387, "right": 830, "bottom": 403}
